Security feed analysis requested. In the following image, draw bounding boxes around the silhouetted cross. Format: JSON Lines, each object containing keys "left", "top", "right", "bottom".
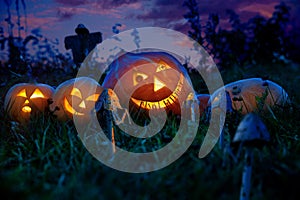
{"left": 64, "top": 24, "right": 102, "bottom": 67}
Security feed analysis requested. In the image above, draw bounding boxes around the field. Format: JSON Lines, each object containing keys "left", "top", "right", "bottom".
{"left": 0, "top": 61, "right": 299, "bottom": 199}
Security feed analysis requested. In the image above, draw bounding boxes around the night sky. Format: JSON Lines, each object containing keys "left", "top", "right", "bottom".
{"left": 1, "top": 0, "right": 299, "bottom": 53}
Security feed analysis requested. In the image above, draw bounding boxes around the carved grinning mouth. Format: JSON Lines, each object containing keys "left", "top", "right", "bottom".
{"left": 64, "top": 97, "right": 85, "bottom": 116}
{"left": 131, "top": 74, "right": 184, "bottom": 110}
{"left": 22, "top": 106, "right": 32, "bottom": 113}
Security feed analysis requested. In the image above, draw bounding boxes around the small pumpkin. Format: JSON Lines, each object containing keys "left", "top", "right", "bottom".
{"left": 209, "top": 78, "right": 290, "bottom": 114}
{"left": 4, "top": 83, "right": 54, "bottom": 124}
{"left": 50, "top": 77, "right": 104, "bottom": 121}
{"left": 102, "top": 51, "right": 195, "bottom": 119}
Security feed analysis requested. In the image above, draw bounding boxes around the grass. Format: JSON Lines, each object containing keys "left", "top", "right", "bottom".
{"left": 0, "top": 62, "right": 299, "bottom": 199}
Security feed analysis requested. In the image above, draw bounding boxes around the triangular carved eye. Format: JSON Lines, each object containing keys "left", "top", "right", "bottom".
{"left": 86, "top": 94, "right": 100, "bottom": 101}
{"left": 156, "top": 61, "right": 171, "bottom": 72}
{"left": 30, "top": 89, "right": 45, "bottom": 99}
{"left": 70, "top": 88, "right": 82, "bottom": 99}
{"left": 133, "top": 72, "right": 148, "bottom": 86}
{"left": 17, "top": 89, "right": 27, "bottom": 98}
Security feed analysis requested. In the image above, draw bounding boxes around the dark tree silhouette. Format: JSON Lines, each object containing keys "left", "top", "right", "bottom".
{"left": 0, "top": 0, "right": 74, "bottom": 81}
{"left": 183, "top": 0, "right": 296, "bottom": 69}
{"left": 183, "top": 0, "right": 204, "bottom": 46}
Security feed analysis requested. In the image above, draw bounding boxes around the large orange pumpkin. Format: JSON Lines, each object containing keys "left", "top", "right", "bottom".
{"left": 209, "top": 78, "right": 290, "bottom": 114}
{"left": 50, "top": 77, "right": 104, "bottom": 121}
{"left": 102, "top": 51, "right": 195, "bottom": 120}
{"left": 4, "top": 83, "right": 54, "bottom": 124}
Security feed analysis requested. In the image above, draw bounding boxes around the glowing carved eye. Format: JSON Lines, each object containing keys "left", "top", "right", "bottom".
{"left": 17, "top": 89, "right": 27, "bottom": 98}
{"left": 70, "top": 88, "right": 82, "bottom": 98}
{"left": 30, "top": 88, "right": 45, "bottom": 99}
{"left": 85, "top": 94, "right": 100, "bottom": 101}
{"left": 156, "top": 61, "right": 171, "bottom": 72}
{"left": 133, "top": 72, "right": 148, "bottom": 86}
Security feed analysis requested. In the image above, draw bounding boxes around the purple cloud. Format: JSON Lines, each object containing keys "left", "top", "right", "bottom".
{"left": 126, "top": 0, "right": 185, "bottom": 29}
{"left": 57, "top": 7, "right": 76, "bottom": 20}
{"left": 100, "top": 0, "right": 140, "bottom": 9}
{"left": 130, "top": 0, "right": 299, "bottom": 30}
{"left": 55, "top": 0, "right": 140, "bottom": 9}
{"left": 55, "top": 0, "right": 89, "bottom": 6}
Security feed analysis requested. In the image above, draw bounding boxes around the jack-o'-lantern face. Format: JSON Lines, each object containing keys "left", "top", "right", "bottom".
{"left": 4, "top": 83, "right": 54, "bottom": 124}
{"left": 130, "top": 59, "right": 185, "bottom": 110}
{"left": 17, "top": 88, "right": 46, "bottom": 113}
{"left": 50, "top": 77, "right": 104, "bottom": 121}
{"left": 63, "top": 87, "right": 100, "bottom": 116}
{"left": 102, "top": 52, "right": 193, "bottom": 116}
{"left": 209, "top": 78, "right": 290, "bottom": 115}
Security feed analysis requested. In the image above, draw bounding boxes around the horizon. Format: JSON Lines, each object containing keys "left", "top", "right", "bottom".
{"left": 0, "top": 0, "right": 299, "bottom": 56}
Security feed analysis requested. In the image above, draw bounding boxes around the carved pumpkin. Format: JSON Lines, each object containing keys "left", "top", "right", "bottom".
{"left": 50, "top": 77, "right": 104, "bottom": 121}
{"left": 4, "top": 83, "right": 54, "bottom": 124}
{"left": 209, "top": 78, "right": 290, "bottom": 114}
{"left": 102, "top": 52, "right": 195, "bottom": 119}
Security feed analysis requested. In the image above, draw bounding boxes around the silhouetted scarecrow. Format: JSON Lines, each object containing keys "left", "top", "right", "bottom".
{"left": 64, "top": 24, "right": 102, "bottom": 68}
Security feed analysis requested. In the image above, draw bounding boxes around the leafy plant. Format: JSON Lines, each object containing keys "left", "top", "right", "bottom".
{"left": 183, "top": 0, "right": 297, "bottom": 69}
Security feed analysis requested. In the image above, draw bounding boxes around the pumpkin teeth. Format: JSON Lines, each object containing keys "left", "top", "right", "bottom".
{"left": 131, "top": 74, "right": 184, "bottom": 110}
